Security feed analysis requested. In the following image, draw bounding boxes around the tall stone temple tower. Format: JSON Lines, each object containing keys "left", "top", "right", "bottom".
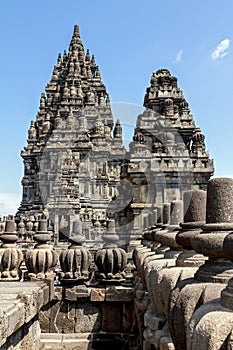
{"left": 17, "top": 25, "right": 127, "bottom": 246}
{"left": 17, "top": 26, "right": 214, "bottom": 245}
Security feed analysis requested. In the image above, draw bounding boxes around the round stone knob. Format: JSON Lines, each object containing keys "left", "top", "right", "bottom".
{"left": 206, "top": 177, "right": 233, "bottom": 225}
{"left": 176, "top": 190, "right": 206, "bottom": 249}
{"left": 183, "top": 190, "right": 206, "bottom": 224}
{"left": 170, "top": 200, "right": 183, "bottom": 227}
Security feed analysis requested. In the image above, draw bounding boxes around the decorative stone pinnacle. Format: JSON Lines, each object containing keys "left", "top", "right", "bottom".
{"left": 74, "top": 24, "right": 80, "bottom": 35}
{"left": 91, "top": 54, "right": 96, "bottom": 65}
{"left": 33, "top": 219, "right": 51, "bottom": 246}
{"left": 94, "top": 219, "right": 127, "bottom": 283}
{"left": 170, "top": 200, "right": 183, "bottom": 229}
{"left": 69, "top": 220, "right": 85, "bottom": 246}
{"left": 25, "top": 219, "right": 58, "bottom": 280}
{"left": 162, "top": 203, "right": 171, "bottom": 228}
{"left": 1, "top": 219, "right": 18, "bottom": 247}
{"left": 102, "top": 219, "right": 119, "bottom": 247}
{"left": 0, "top": 219, "right": 23, "bottom": 281}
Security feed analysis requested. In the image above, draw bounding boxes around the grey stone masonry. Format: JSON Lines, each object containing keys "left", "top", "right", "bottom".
{"left": 17, "top": 26, "right": 214, "bottom": 245}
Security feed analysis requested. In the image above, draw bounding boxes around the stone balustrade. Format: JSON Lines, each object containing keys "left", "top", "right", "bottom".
{"left": 132, "top": 177, "right": 233, "bottom": 350}
{"left": 2, "top": 177, "right": 233, "bottom": 350}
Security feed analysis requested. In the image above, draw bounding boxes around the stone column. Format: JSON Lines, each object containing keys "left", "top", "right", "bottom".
{"left": 162, "top": 203, "right": 171, "bottom": 228}
{"left": 176, "top": 189, "right": 207, "bottom": 267}
{"left": 184, "top": 226, "right": 233, "bottom": 350}
{"left": 169, "top": 178, "right": 233, "bottom": 350}
{"left": 153, "top": 200, "right": 183, "bottom": 257}
{"left": 192, "top": 178, "right": 233, "bottom": 282}
{"left": 143, "top": 190, "right": 207, "bottom": 349}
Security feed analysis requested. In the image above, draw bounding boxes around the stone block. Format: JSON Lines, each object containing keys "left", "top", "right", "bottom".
{"left": 144, "top": 311, "right": 164, "bottom": 331}
{"left": 54, "top": 286, "right": 63, "bottom": 300}
{"left": 123, "top": 302, "right": 135, "bottom": 332}
{"left": 56, "top": 301, "right": 75, "bottom": 333}
{"left": 101, "top": 303, "right": 122, "bottom": 332}
{"left": 105, "top": 286, "right": 134, "bottom": 301}
{"left": 39, "top": 333, "right": 63, "bottom": 349}
{"left": 159, "top": 336, "right": 175, "bottom": 350}
{"left": 65, "top": 285, "right": 90, "bottom": 301}
{"left": 39, "top": 305, "right": 50, "bottom": 333}
{"left": 49, "top": 300, "right": 60, "bottom": 333}
{"left": 90, "top": 287, "right": 105, "bottom": 301}
{"left": 75, "top": 303, "right": 101, "bottom": 332}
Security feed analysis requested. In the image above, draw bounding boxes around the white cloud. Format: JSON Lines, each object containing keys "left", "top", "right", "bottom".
{"left": 175, "top": 49, "right": 183, "bottom": 62}
{"left": 0, "top": 193, "right": 21, "bottom": 216}
{"left": 211, "top": 39, "right": 230, "bottom": 59}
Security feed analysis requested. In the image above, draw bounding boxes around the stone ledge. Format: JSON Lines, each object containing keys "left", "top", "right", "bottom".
{"left": 61, "top": 284, "right": 134, "bottom": 302}
{"left": 64, "top": 285, "right": 90, "bottom": 300}
{"left": 39, "top": 332, "right": 138, "bottom": 350}
{"left": 105, "top": 286, "right": 134, "bottom": 301}
{"left": 0, "top": 281, "right": 52, "bottom": 347}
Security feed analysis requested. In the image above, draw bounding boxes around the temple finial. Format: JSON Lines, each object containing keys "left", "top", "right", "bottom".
{"left": 85, "top": 49, "right": 90, "bottom": 62}
{"left": 74, "top": 24, "right": 80, "bottom": 36}
{"left": 91, "top": 54, "right": 96, "bottom": 66}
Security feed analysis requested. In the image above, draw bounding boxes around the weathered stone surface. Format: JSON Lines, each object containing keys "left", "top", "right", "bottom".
{"left": 169, "top": 280, "right": 225, "bottom": 350}
{"left": 48, "top": 300, "right": 61, "bottom": 333}
{"left": 25, "top": 220, "right": 58, "bottom": 280}
{"left": 145, "top": 258, "right": 176, "bottom": 315}
{"left": 206, "top": 177, "right": 233, "bottom": 224}
{"left": 65, "top": 285, "right": 90, "bottom": 300}
{"left": 55, "top": 301, "right": 75, "bottom": 333}
{"left": 101, "top": 303, "right": 121, "bottom": 332}
{"left": 183, "top": 190, "right": 206, "bottom": 224}
{"left": 94, "top": 220, "right": 127, "bottom": 282}
{"left": 176, "top": 251, "right": 206, "bottom": 267}
{"left": 90, "top": 287, "right": 105, "bottom": 301}
{"left": 59, "top": 243, "right": 91, "bottom": 283}
{"left": 153, "top": 231, "right": 182, "bottom": 249}
{"left": 105, "top": 286, "right": 134, "bottom": 301}
{"left": 176, "top": 190, "right": 206, "bottom": 256}
{"left": 187, "top": 299, "right": 233, "bottom": 350}
{"left": 154, "top": 266, "right": 197, "bottom": 319}
{"left": 170, "top": 200, "right": 183, "bottom": 227}
{"left": 123, "top": 302, "right": 135, "bottom": 332}
{"left": 40, "top": 332, "right": 138, "bottom": 350}
{"left": 0, "top": 220, "right": 23, "bottom": 281}
{"left": 133, "top": 246, "right": 155, "bottom": 289}
{"left": 75, "top": 303, "right": 101, "bottom": 332}
{"left": 188, "top": 179, "right": 233, "bottom": 286}
{"left": 0, "top": 281, "right": 51, "bottom": 349}
{"left": 39, "top": 333, "right": 91, "bottom": 350}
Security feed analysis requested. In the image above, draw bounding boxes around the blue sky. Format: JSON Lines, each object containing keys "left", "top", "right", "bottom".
{"left": 0, "top": 0, "right": 233, "bottom": 214}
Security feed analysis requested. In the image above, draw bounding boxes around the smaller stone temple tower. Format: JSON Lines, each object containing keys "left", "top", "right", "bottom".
{"left": 125, "top": 69, "right": 214, "bottom": 237}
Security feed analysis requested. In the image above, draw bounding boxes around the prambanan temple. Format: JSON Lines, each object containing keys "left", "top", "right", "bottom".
{"left": 17, "top": 25, "right": 214, "bottom": 247}
{"left": 4, "top": 26, "right": 233, "bottom": 350}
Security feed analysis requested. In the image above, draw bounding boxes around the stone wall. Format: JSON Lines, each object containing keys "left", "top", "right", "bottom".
{"left": 0, "top": 281, "right": 52, "bottom": 350}
{"left": 39, "top": 284, "right": 138, "bottom": 350}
